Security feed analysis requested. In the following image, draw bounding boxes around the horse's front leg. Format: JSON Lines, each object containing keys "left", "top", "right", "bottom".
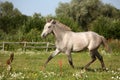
{"left": 66, "top": 51, "right": 74, "bottom": 68}
{"left": 44, "top": 49, "right": 60, "bottom": 67}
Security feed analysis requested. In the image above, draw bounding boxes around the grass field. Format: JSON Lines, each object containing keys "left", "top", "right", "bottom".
{"left": 0, "top": 50, "right": 120, "bottom": 80}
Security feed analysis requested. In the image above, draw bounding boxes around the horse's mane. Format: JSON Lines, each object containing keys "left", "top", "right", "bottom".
{"left": 56, "top": 21, "right": 71, "bottom": 31}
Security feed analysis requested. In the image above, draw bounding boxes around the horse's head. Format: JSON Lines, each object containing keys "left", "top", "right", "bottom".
{"left": 41, "top": 19, "right": 56, "bottom": 38}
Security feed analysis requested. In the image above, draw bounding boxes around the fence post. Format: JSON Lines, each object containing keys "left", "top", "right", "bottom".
{"left": 46, "top": 42, "right": 49, "bottom": 52}
{"left": 2, "top": 42, "right": 5, "bottom": 51}
{"left": 23, "top": 42, "right": 27, "bottom": 51}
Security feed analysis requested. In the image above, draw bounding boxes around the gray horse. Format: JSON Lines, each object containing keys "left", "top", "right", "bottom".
{"left": 41, "top": 19, "right": 110, "bottom": 70}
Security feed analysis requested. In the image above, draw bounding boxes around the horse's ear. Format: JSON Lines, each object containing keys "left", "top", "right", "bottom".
{"left": 51, "top": 19, "right": 56, "bottom": 24}
{"left": 46, "top": 18, "right": 52, "bottom": 22}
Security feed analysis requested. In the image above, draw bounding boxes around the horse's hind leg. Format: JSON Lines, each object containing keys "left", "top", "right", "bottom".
{"left": 95, "top": 51, "right": 106, "bottom": 70}
{"left": 84, "top": 50, "right": 96, "bottom": 69}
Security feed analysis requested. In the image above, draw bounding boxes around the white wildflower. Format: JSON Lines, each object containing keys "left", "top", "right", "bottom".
{"left": 73, "top": 73, "right": 75, "bottom": 76}
{"left": 73, "top": 72, "right": 82, "bottom": 79}
{"left": 113, "top": 72, "right": 117, "bottom": 75}
{"left": 116, "top": 76, "right": 119, "bottom": 79}
{"left": 85, "top": 75, "right": 88, "bottom": 78}
{"left": 118, "top": 68, "right": 120, "bottom": 71}
{"left": 11, "top": 72, "right": 23, "bottom": 78}
{"left": 21, "top": 76, "right": 25, "bottom": 79}
{"left": 112, "top": 70, "right": 114, "bottom": 73}
{"left": 94, "top": 69, "right": 97, "bottom": 72}
{"left": 19, "top": 72, "right": 23, "bottom": 75}
{"left": 0, "top": 74, "right": 4, "bottom": 80}
{"left": 111, "top": 77, "right": 114, "bottom": 79}
{"left": 80, "top": 69, "right": 86, "bottom": 73}
{"left": 44, "top": 75, "right": 48, "bottom": 78}
{"left": 106, "top": 67, "right": 109, "bottom": 71}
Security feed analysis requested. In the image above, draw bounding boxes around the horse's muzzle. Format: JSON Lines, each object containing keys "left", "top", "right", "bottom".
{"left": 41, "top": 33, "right": 46, "bottom": 38}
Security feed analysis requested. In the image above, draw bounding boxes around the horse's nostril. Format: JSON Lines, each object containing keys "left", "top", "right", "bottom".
{"left": 41, "top": 33, "right": 45, "bottom": 38}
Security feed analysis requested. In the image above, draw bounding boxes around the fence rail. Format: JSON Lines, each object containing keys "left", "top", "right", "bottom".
{"left": 0, "top": 42, "right": 55, "bottom": 51}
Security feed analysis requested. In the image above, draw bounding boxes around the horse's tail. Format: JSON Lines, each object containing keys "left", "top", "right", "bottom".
{"left": 101, "top": 36, "right": 112, "bottom": 53}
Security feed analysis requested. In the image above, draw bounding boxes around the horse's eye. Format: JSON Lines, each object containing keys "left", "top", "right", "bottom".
{"left": 48, "top": 26, "right": 51, "bottom": 28}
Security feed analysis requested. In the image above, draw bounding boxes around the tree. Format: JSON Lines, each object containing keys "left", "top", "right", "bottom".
{"left": 90, "top": 16, "right": 120, "bottom": 39}
{"left": 24, "top": 13, "right": 45, "bottom": 33}
{"left": 0, "top": 1, "right": 27, "bottom": 34}
{"left": 0, "top": 1, "right": 21, "bottom": 17}
{"left": 56, "top": 2, "right": 70, "bottom": 17}
{"left": 56, "top": 0, "right": 120, "bottom": 31}
{"left": 56, "top": 0, "right": 103, "bottom": 30}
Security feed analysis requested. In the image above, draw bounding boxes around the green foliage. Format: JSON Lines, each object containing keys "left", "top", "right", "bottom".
{"left": 25, "top": 28, "right": 41, "bottom": 42}
{"left": 24, "top": 13, "right": 45, "bottom": 33}
{"left": 56, "top": 0, "right": 103, "bottom": 30}
{"left": 90, "top": 16, "right": 111, "bottom": 38}
{"left": 56, "top": 0, "right": 120, "bottom": 33}
{"left": 109, "top": 20, "right": 120, "bottom": 39}
{"left": 0, "top": 29, "right": 7, "bottom": 40}
{"left": 90, "top": 16, "right": 120, "bottom": 39}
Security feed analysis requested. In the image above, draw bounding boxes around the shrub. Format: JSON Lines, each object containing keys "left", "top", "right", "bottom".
{"left": 90, "top": 16, "right": 120, "bottom": 39}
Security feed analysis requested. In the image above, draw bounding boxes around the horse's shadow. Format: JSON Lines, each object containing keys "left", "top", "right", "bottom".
{"left": 76, "top": 66, "right": 105, "bottom": 72}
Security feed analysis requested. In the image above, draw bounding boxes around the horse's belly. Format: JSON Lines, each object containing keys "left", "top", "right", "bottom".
{"left": 73, "top": 42, "right": 87, "bottom": 51}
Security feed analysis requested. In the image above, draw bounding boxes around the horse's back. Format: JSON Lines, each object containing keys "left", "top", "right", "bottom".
{"left": 69, "top": 31, "right": 102, "bottom": 51}
{"left": 69, "top": 32, "right": 89, "bottom": 51}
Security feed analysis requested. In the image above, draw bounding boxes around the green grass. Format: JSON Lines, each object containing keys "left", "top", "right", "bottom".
{"left": 0, "top": 50, "right": 120, "bottom": 80}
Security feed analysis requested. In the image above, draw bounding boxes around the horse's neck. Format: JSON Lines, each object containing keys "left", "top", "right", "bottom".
{"left": 53, "top": 26, "right": 66, "bottom": 42}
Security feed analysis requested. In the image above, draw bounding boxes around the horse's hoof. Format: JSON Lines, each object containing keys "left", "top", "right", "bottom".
{"left": 102, "top": 67, "right": 108, "bottom": 71}
{"left": 81, "top": 69, "right": 86, "bottom": 73}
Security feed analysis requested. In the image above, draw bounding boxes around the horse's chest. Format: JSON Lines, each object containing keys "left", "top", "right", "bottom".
{"left": 55, "top": 40, "right": 68, "bottom": 52}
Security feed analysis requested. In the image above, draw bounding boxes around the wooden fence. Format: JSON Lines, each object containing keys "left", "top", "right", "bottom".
{"left": 0, "top": 42, "right": 55, "bottom": 51}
